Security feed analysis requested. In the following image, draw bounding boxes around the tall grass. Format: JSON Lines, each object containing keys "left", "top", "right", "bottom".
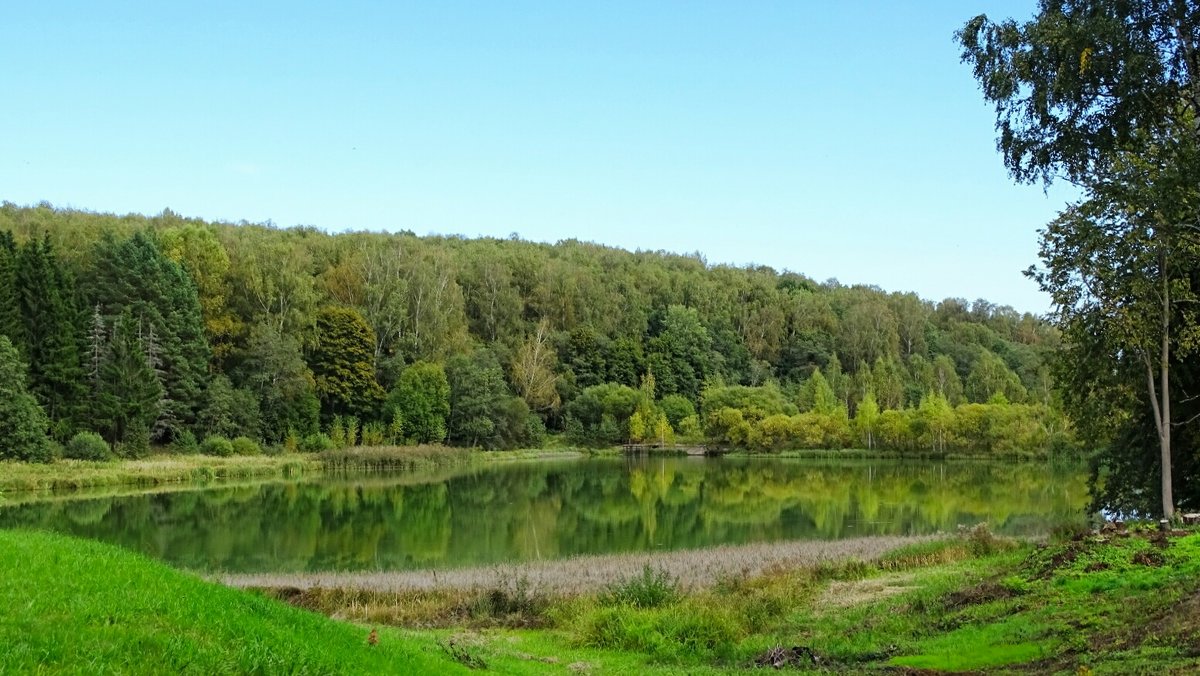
{"left": 317, "top": 444, "right": 473, "bottom": 472}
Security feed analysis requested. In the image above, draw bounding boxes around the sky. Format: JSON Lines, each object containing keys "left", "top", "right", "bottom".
{"left": 1, "top": 1, "right": 1076, "bottom": 313}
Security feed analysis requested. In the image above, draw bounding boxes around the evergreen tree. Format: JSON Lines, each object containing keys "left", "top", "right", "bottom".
{"left": 88, "top": 231, "right": 209, "bottom": 440}
{"left": 92, "top": 311, "right": 163, "bottom": 449}
{"left": 0, "top": 231, "right": 22, "bottom": 350}
{"left": 15, "top": 234, "right": 84, "bottom": 430}
{"left": 0, "top": 335, "right": 53, "bottom": 462}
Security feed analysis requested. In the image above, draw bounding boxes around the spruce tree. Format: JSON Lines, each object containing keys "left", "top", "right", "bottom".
{"left": 0, "top": 231, "right": 23, "bottom": 350}
{"left": 0, "top": 335, "right": 53, "bottom": 462}
{"left": 92, "top": 311, "right": 162, "bottom": 450}
{"left": 15, "top": 235, "right": 84, "bottom": 429}
{"left": 88, "top": 231, "right": 209, "bottom": 440}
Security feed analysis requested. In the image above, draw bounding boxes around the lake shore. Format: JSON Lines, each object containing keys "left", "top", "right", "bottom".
{"left": 219, "top": 534, "right": 943, "bottom": 595}
{"left": 0, "top": 446, "right": 587, "bottom": 497}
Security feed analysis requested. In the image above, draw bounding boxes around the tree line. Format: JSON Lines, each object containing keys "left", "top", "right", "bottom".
{"left": 0, "top": 202, "right": 1070, "bottom": 461}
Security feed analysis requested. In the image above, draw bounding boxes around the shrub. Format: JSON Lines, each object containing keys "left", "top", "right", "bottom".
{"left": 959, "top": 522, "right": 1015, "bottom": 556}
{"left": 468, "top": 575, "right": 547, "bottom": 625}
{"left": 200, "top": 435, "right": 234, "bottom": 457}
{"left": 231, "top": 436, "right": 261, "bottom": 456}
{"left": 360, "top": 421, "right": 386, "bottom": 446}
{"left": 63, "top": 431, "right": 112, "bottom": 461}
{"left": 114, "top": 424, "right": 151, "bottom": 459}
{"left": 582, "top": 604, "right": 738, "bottom": 662}
{"left": 172, "top": 429, "right": 200, "bottom": 454}
{"left": 600, "top": 565, "right": 679, "bottom": 608}
{"left": 299, "top": 433, "right": 336, "bottom": 453}
{"left": 283, "top": 429, "right": 300, "bottom": 453}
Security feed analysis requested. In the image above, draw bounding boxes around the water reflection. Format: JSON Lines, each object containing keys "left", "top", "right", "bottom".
{"left": 0, "top": 457, "right": 1087, "bottom": 573}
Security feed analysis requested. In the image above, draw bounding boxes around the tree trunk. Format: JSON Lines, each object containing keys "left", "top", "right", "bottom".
{"left": 1146, "top": 251, "right": 1174, "bottom": 519}
{"left": 1160, "top": 269, "right": 1173, "bottom": 519}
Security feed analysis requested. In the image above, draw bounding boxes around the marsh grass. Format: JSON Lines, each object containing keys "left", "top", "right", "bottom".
{"left": 0, "top": 454, "right": 319, "bottom": 495}
{"left": 223, "top": 534, "right": 941, "bottom": 596}
{"left": 317, "top": 444, "right": 473, "bottom": 472}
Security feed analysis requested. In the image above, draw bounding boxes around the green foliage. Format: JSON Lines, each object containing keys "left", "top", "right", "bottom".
{"left": 386, "top": 361, "right": 450, "bottom": 444}
{"left": 581, "top": 603, "right": 739, "bottom": 663}
{"left": 600, "top": 565, "right": 679, "bottom": 609}
{"left": 310, "top": 306, "right": 385, "bottom": 420}
{"left": 0, "top": 208, "right": 1066, "bottom": 460}
{"left": 299, "top": 432, "right": 336, "bottom": 453}
{"left": 235, "top": 322, "right": 319, "bottom": 443}
{"left": 89, "top": 311, "right": 162, "bottom": 449}
{"left": 64, "top": 431, "right": 112, "bottom": 461}
{"left": 200, "top": 435, "right": 234, "bottom": 458}
{"left": 960, "top": 0, "right": 1200, "bottom": 517}
{"left": 565, "top": 382, "right": 644, "bottom": 446}
{"left": 230, "top": 436, "right": 261, "bottom": 456}
{"left": 446, "top": 350, "right": 534, "bottom": 449}
{"left": 0, "top": 335, "right": 53, "bottom": 462}
{"left": 14, "top": 235, "right": 84, "bottom": 428}
{"left": 87, "top": 231, "right": 210, "bottom": 441}
{"left": 328, "top": 416, "right": 348, "bottom": 449}
{"left": 360, "top": 421, "right": 386, "bottom": 446}
{"left": 172, "top": 429, "right": 200, "bottom": 454}
{"left": 197, "top": 374, "right": 260, "bottom": 440}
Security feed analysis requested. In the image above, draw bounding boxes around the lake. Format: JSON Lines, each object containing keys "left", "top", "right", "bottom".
{"left": 0, "top": 456, "right": 1087, "bottom": 573}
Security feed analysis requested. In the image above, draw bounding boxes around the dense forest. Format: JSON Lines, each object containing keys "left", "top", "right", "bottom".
{"left": 0, "top": 202, "right": 1073, "bottom": 461}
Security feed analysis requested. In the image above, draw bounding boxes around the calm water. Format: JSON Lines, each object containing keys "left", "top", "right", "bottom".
{"left": 0, "top": 457, "right": 1087, "bottom": 573}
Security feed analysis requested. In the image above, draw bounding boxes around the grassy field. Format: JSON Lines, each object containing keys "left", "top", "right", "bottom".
{"left": 7, "top": 524, "right": 1200, "bottom": 674}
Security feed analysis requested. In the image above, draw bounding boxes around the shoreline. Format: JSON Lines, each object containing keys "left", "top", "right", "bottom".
{"left": 219, "top": 534, "right": 945, "bottom": 595}
{"left": 0, "top": 447, "right": 587, "bottom": 499}
{"left": 0, "top": 446, "right": 1079, "bottom": 501}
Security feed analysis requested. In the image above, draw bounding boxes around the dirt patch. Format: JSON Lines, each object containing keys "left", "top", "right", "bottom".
{"left": 754, "top": 645, "right": 824, "bottom": 669}
{"left": 1132, "top": 550, "right": 1165, "bottom": 567}
{"left": 943, "top": 581, "right": 1014, "bottom": 610}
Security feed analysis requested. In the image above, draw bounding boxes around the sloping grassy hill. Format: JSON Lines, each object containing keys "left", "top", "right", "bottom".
{"left": 0, "top": 529, "right": 465, "bottom": 675}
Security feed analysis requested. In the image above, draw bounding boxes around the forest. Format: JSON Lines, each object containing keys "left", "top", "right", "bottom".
{"left": 0, "top": 202, "right": 1072, "bottom": 462}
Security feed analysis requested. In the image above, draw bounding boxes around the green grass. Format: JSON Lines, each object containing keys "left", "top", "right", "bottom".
{"left": 8, "top": 525, "right": 1200, "bottom": 674}
{"left": 0, "top": 529, "right": 467, "bottom": 675}
{"left": 0, "top": 529, "right": 728, "bottom": 675}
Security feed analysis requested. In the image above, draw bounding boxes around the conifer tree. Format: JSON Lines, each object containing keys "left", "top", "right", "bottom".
{"left": 0, "top": 231, "right": 23, "bottom": 350}
{"left": 92, "top": 311, "right": 163, "bottom": 449}
{"left": 0, "top": 335, "right": 53, "bottom": 462}
{"left": 88, "top": 231, "right": 209, "bottom": 440}
{"left": 16, "top": 234, "right": 84, "bottom": 429}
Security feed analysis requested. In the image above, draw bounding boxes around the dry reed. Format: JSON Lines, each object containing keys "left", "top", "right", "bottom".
{"left": 220, "top": 534, "right": 943, "bottom": 596}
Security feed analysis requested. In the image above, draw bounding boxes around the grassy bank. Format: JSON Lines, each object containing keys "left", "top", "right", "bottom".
{"left": 6, "top": 526, "right": 1200, "bottom": 673}
{"left": 0, "top": 454, "right": 321, "bottom": 495}
{"left": 0, "top": 445, "right": 586, "bottom": 498}
{"left": 0, "top": 529, "right": 465, "bottom": 675}
{"left": 259, "top": 526, "right": 1200, "bottom": 673}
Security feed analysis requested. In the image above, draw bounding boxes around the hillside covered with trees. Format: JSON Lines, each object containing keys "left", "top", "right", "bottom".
{"left": 0, "top": 202, "right": 1071, "bottom": 460}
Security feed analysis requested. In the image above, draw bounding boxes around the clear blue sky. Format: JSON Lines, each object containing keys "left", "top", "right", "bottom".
{"left": 2, "top": 1, "right": 1074, "bottom": 313}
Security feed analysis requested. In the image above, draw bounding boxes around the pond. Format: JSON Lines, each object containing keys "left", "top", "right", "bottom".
{"left": 0, "top": 457, "right": 1088, "bottom": 573}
